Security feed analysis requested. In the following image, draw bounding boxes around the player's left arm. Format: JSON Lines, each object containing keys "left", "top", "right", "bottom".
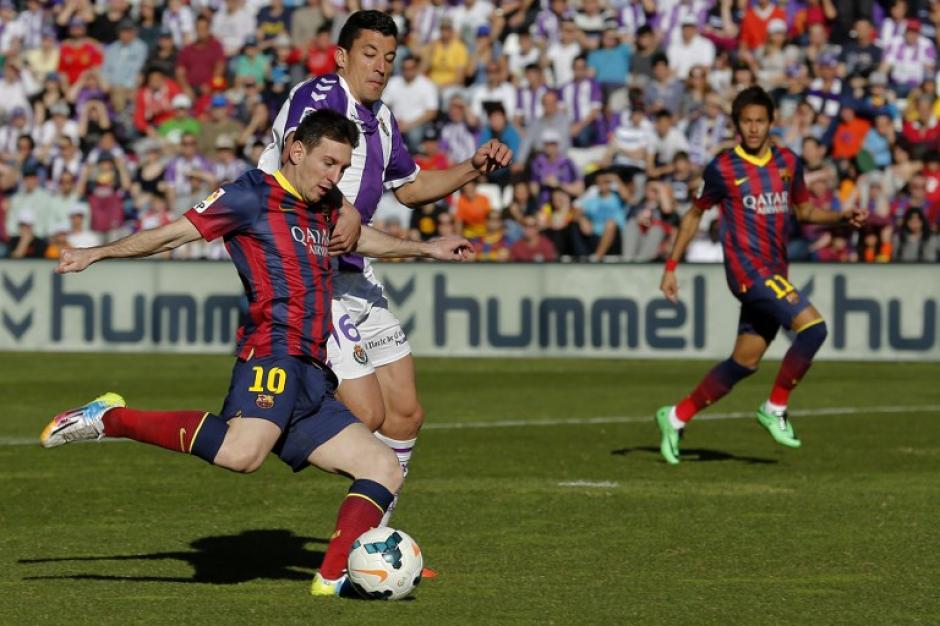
{"left": 393, "top": 140, "right": 513, "bottom": 208}
{"left": 793, "top": 201, "right": 867, "bottom": 227}
{"left": 356, "top": 225, "right": 472, "bottom": 261}
{"left": 329, "top": 200, "right": 362, "bottom": 255}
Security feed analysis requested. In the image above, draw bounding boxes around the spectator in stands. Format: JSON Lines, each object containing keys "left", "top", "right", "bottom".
{"left": 291, "top": 0, "right": 326, "bottom": 50}
{"left": 622, "top": 178, "right": 671, "bottom": 262}
{"left": 58, "top": 18, "right": 103, "bottom": 85}
{"left": 212, "top": 0, "right": 257, "bottom": 58}
{"left": 424, "top": 18, "right": 468, "bottom": 95}
{"left": 439, "top": 94, "right": 477, "bottom": 166}
{"left": 841, "top": 18, "right": 882, "bottom": 77}
{"left": 456, "top": 180, "right": 492, "bottom": 238}
{"left": 176, "top": 16, "right": 225, "bottom": 100}
{"left": 89, "top": 0, "right": 130, "bottom": 46}
{"left": 806, "top": 52, "right": 844, "bottom": 119}
{"left": 902, "top": 94, "right": 939, "bottom": 160}
{"left": 257, "top": 0, "right": 292, "bottom": 50}
{"left": 646, "top": 109, "right": 691, "bottom": 179}
{"left": 101, "top": 19, "right": 147, "bottom": 113}
{"left": 517, "top": 90, "right": 570, "bottom": 166}
{"left": 24, "top": 28, "right": 60, "bottom": 81}
{"left": 588, "top": 26, "right": 631, "bottom": 104}
{"left": 49, "top": 137, "right": 82, "bottom": 189}
{"left": 0, "top": 0, "right": 24, "bottom": 58}
{"left": 506, "top": 180, "right": 539, "bottom": 223}
{"left": 35, "top": 102, "right": 80, "bottom": 162}
{"left": 0, "top": 60, "right": 37, "bottom": 121}
{"left": 740, "top": 0, "right": 787, "bottom": 51}
{"left": 547, "top": 18, "right": 583, "bottom": 88}
{"left": 409, "top": 201, "right": 449, "bottom": 242}
{"left": 471, "top": 210, "right": 510, "bottom": 262}
{"left": 384, "top": 55, "right": 440, "bottom": 152}
{"left": 0, "top": 107, "right": 30, "bottom": 162}
{"left": 77, "top": 98, "right": 112, "bottom": 154}
{"left": 529, "top": 130, "right": 582, "bottom": 206}
{"left": 894, "top": 207, "right": 938, "bottom": 261}
{"left": 602, "top": 102, "right": 652, "bottom": 174}
{"left": 478, "top": 105, "right": 521, "bottom": 166}
{"left": 304, "top": 24, "right": 337, "bottom": 77}
{"left": 146, "top": 30, "right": 178, "bottom": 78}
{"left": 161, "top": 0, "right": 195, "bottom": 48}
{"left": 233, "top": 36, "right": 269, "bottom": 86}
{"left": 883, "top": 19, "right": 935, "bottom": 97}
{"left": 628, "top": 24, "right": 658, "bottom": 88}
{"left": 164, "top": 131, "right": 213, "bottom": 216}
{"left": 686, "top": 219, "right": 724, "bottom": 263}
{"left": 469, "top": 61, "right": 516, "bottom": 128}
{"left": 158, "top": 94, "right": 200, "bottom": 142}
{"left": 6, "top": 162, "right": 52, "bottom": 257}
{"left": 47, "top": 169, "right": 84, "bottom": 230}
{"left": 510, "top": 215, "right": 558, "bottom": 262}
{"left": 561, "top": 55, "right": 602, "bottom": 148}
{"left": 131, "top": 140, "right": 166, "bottom": 200}
{"left": 136, "top": 1, "right": 161, "bottom": 52}
{"left": 575, "top": 170, "right": 626, "bottom": 259}
{"left": 515, "top": 63, "right": 548, "bottom": 130}
{"left": 77, "top": 151, "right": 131, "bottom": 240}
{"left": 831, "top": 106, "right": 871, "bottom": 161}
{"left": 134, "top": 67, "right": 182, "bottom": 137}
{"left": 542, "top": 187, "right": 577, "bottom": 257}
{"left": 668, "top": 16, "right": 716, "bottom": 81}
{"left": 505, "top": 30, "right": 540, "bottom": 82}
{"left": 212, "top": 135, "right": 249, "bottom": 185}
{"left": 16, "top": 0, "right": 43, "bottom": 51}
{"left": 643, "top": 54, "right": 682, "bottom": 115}
{"left": 414, "top": 126, "right": 451, "bottom": 172}
{"left": 197, "top": 94, "right": 244, "bottom": 156}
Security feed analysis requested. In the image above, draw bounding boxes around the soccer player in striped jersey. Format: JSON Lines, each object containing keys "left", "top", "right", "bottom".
{"left": 259, "top": 11, "right": 512, "bottom": 533}
{"left": 654, "top": 86, "right": 867, "bottom": 465}
{"left": 40, "top": 110, "right": 472, "bottom": 596}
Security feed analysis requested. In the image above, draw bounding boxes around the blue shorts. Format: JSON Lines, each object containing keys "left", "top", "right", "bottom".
{"left": 219, "top": 355, "right": 359, "bottom": 472}
{"left": 736, "top": 274, "right": 812, "bottom": 343}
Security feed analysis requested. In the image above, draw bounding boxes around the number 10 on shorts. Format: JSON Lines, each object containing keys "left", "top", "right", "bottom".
{"left": 248, "top": 366, "right": 287, "bottom": 394}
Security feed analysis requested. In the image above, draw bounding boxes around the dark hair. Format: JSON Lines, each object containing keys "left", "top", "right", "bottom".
{"left": 731, "top": 85, "right": 775, "bottom": 127}
{"left": 338, "top": 10, "right": 398, "bottom": 50}
{"left": 293, "top": 109, "right": 360, "bottom": 152}
{"left": 655, "top": 109, "right": 673, "bottom": 120}
{"left": 637, "top": 24, "right": 653, "bottom": 37}
{"left": 900, "top": 206, "right": 930, "bottom": 260}
{"left": 524, "top": 62, "right": 541, "bottom": 73}
{"left": 651, "top": 52, "right": 669, "bottom": 67}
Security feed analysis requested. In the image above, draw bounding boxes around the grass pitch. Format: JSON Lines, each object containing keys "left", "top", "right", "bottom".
{"left": 1, "top": 354, "right": 939, "bottom": 625}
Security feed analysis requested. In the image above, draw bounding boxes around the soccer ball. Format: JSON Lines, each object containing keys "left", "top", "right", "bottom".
{"left": 346, "top": 527, "right": 423, "bottom": 600}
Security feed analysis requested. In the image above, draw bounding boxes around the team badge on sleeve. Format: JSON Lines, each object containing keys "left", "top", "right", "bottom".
{"left": 194, "top": 188, "right": 226, "bottom": 213}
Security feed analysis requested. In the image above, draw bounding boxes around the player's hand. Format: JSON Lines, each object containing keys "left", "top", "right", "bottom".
{"left": 841, "top": 206, "right": 868, "bottom": 228}
{"left": 660, "top": 271, "right": 679, "bottom": 304}
{"left": 426, "top": 235, "right": 473, "bottom": 261}
{"left": 55, "top": 248, "right": 97, "bottom": 274}
{"left": 471, "top": 139, "right": 513, "bottom": 175}
{"left": 330, "top": 203, "right": 361, "bottom": 255}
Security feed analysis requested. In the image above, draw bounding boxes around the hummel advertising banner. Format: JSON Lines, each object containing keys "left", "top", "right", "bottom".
{"left": 0, "top": 260, "right": 937, "bottom": 361}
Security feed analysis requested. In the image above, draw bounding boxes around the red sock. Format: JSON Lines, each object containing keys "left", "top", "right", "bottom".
{"left": 104, "top": 408, "right": 211, "bottom": 454}
{"left": 675, "top": 358, "right": 756, "bottom": 422}
{"left": 319, "top": 480, "right": 394, "bottom": 580}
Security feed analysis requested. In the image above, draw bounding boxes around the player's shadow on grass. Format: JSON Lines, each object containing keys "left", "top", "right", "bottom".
{"left": 611, "top": 446, "right": 778, "bottom": 464}
{"left": 19, "top": 529, "right": 327, "bottom": 584}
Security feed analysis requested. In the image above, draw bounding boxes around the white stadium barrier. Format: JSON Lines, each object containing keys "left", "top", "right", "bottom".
{"left": 0, "top": 260, "right": 937, "bottom": 360}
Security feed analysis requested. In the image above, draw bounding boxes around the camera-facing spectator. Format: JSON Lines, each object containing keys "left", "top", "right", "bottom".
{"left": 510, "top": 215, "right": 558, "bottom": 262}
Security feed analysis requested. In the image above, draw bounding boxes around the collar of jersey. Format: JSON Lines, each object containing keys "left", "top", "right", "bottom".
{"left": 273, "top": 170, "right": 304, "bottom": 201}
{"left": 337, "top": 74, "right": 381, "bottom": 134}
{"left": 734, "top": 145, "right": 773, "bottom": 167}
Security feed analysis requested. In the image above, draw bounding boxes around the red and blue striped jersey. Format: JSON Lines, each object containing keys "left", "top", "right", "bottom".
{"left": 185, "top": 169, "right": 339, "bottom": 363}
{"left": 693, "top": 145, "right": 809, "bottom": 294}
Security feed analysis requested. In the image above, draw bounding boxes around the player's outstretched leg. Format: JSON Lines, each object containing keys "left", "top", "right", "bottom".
{"left": 757, "top": 319, "right": 828, "bottom": 448}
{"left": 41, "top": 396, "right": 230, "bottom": 465}
{"left": 656, "top": 358, "right": 756, "bottom": 463}
{"left": 307, "top": 421, "right": 404, "bottom": 597}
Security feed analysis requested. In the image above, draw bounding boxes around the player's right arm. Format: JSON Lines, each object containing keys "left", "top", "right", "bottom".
{"left": 661, "top": 158, "right": 725, "bottom": 303}
{"left": 56, "top": 218, "right": 202, "bottom": 274}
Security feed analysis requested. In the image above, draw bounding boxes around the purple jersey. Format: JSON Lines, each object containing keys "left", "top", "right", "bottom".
{"left": 260, "top": 73, "right": 420, "bottom": 271}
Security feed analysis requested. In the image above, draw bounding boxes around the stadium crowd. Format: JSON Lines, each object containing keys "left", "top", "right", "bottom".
{"left": 0, "top": 0, "right": 938, "bottom": 263}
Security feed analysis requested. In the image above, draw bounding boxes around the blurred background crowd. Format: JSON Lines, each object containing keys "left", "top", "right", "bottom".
{"left": 1, "top": 0, "right": 938, "bottom": 264}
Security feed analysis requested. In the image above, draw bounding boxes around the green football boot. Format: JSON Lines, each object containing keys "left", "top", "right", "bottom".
{"left": 655, "top": 406, "right": 681, "bottom": 465}
{"left": 756, "top": 405, "right": 802, "bottom": 448}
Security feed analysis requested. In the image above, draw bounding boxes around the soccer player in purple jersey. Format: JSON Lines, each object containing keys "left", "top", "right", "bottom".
{"left": 653, "top": 86, "right": 867, "bottom": 465}
{"left": 40, "top": 110, "right": 472, "bottom": 597}
{"left": 259, "top": 11, "right": 513, "bottom": 536}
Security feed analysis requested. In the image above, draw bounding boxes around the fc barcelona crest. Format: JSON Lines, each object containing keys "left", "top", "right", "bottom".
{"left": 256, "top": 394, "right": 275, "bottom": 409}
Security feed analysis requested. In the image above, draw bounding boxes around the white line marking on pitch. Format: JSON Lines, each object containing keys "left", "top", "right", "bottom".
{"left": 557, "top": 481, "right": 619, "bottom": 488}
{"left": 1, "top": 405, "right": 937, "bottom": 446}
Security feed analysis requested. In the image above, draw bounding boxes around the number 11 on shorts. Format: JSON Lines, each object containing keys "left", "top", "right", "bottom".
{"left": 248, "top": 366, "right": 287, "bottom": 394}
{"left": 764, "top": 274, "right": 795, "bottom": 299}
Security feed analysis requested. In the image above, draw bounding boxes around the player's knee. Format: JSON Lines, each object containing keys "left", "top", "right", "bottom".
{"left": 356, "top": 400, "right": 387, "bottom": 432}
{"left": 798, "top": 320, "right": 828, "bottom": 352}
{"left": 367, "top": 447, "right": 404, "bottom": 493}
{"left": 221, "top": 445, "right": 267, "bottom": 474}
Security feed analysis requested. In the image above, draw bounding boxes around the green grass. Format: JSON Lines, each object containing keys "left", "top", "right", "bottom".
{"left": 1, "top": 354, "right": 939, "bottom": 625}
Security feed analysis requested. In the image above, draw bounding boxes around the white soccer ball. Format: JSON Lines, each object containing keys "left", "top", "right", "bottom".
{"left": 346, "top": 527, "right": 423, "bottom": 600}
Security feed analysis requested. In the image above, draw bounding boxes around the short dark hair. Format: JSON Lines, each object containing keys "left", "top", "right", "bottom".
{"left": 731, "top": 85, "right": 775, "bottom": 127}
{"left": 338, "top": 10, "right": 398, "bottom": 50}
{"left": 293, "top": 109, "right": 360, "bottom": 152}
